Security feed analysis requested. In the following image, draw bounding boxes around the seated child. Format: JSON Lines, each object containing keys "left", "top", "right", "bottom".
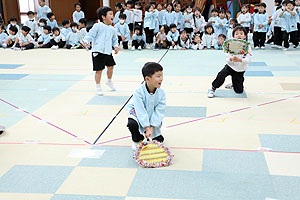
{"left": 202, "top": 23, "right": 216, "bottom": 49}
{"left": 154, "top": 25, "right": 169, "bottom": 50}
{"left": 79, "top": 18, "right": 88, "bottom": 39}
{"left": 61, "top": 19, "right": 72, "bottom": 38}
{"left": 35, "top": 18, "right": 47, "bottom": 41}
{"left": 49, "top": 27, "right": 66, "bottom": 49}
{"left": 3, "top": 26, "right": 18, "bottom": 48}
{"left": 14, "top": 26, "right": 34, "bottom": 50}
{"left": 127, "top": 62, "right": 166, "bottom": 150}
{"left": 208, "top": 26, "right": 252, "bottom": 98}
{"left": 37, "top": 25, "right": 51, "bottom": 48}
{"left": 25, "top": 11, "right": 38, "bottom": 37}
{"left": 115, "top": 13, "right": 130, "bottom": 49}
{"left": 227, "top": 19, "right": 238, "bottom": 40}
{"left": 177, "top": 30, "right": 190, "bottom": 49}
{"left": 66, "top": 22, "right": 81, "bottom": 49}
{"left": 47, "top": 12, "right": 58, "bottom": 29}
{"left": 214, "top": 34, "right": 226, "bottom": 50}
{"left": 7, "top": 17, "right": 20, "bottom": 33}
{"left": 166, "top": 23, "right": 179, "bottom": 49}
{"left": 0, "top": 25, "right": 8, "bottom": 48}
{"left": 192, "top": 33, "right": 203, "bottom": 50}
{"left": 131, "top": 26, "right": 146, "bottom": 50}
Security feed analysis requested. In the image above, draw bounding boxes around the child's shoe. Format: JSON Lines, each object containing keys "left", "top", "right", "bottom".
{"left": 225, "top": 83, "right": 233, "bottom": 89}
{"left": 173, "top": 46, "right": 177, "bottom": 50}
{"left": 138, "top": 46, "right": 142, "bottom": 50}
{"left": 254, "top": 46, "right": 260, "bottom": 50}
{"left": 131, "top": 46, "right": 135, "bottom": 51}
{"left": 13, "top": 47, "right": 20, "bottom": 51}
{"left": 146, "top": 44, "right": 151, "bottom": 49}
{"left": 51, "top": 45, "right": 59, "bottom": 50}
{"left": 0, "top": 125, "right": 5, "bottom": 135}
{"left": 208, "top": 89, "right": 215, "bottom": 98}
{"left": 283, "top": 48, "right": 288, "bottom": 51}
{"left": 169, "top": 46, "right": 173, "bottom": 50}
{"left": 96, "top": 85, "right": 103, "bottom": 96}
{"left": 132, "top": 142, "right": 138, "bottom": 151}
{"left": 106, "top": 80, "right": 116, "bottom": 91}
{"left": 261, "top": 46, "right": 265, "bottom": 50}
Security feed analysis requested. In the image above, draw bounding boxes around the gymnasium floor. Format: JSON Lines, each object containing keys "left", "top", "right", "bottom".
{"left": 0, "top": 45, "right": 300, "bottom": 200}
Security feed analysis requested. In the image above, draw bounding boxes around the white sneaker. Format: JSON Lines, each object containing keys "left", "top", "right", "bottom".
{"left": 254, "top": 46, "right": 260, "bottom": 50}
{"left": 138, "top": 46, "right": 142, "bottom": 50}
{"left": 106, "top": 81, "right": 116, "bottom": 91}
{"left": 13, "top": 47, "right": 21, "bottom": 51}
{"left": 132, "top": 142, "right": 138, "bottom": 151}
{"left": 96, "top": 86, "right": 103, "bottom": 96}
{"left": 225, "top": 83, "right": 233, "bottom": 89}
{"left": 51, "top": 45, "right": 58, "bottom": 50}
{"left": 173, "top": 46, "right": 178, "bottom": 50}
{"left": 271, "top": 44, "right": 277, "bottom": 48}
{"left": 283, "top": 48, "right": 288, "bottom": 51}
{"left": 146, "top": 44, "right": 151, "bottom": 49}
{"left": 169, "top": 46, "right": 173, "bottom": 50}
{"left": 0, "top": 125, "right": 5, "bottom": 134}
{"left": 208, "top": 90, "right": 215, "bottom": 98}
{"left": 131, "top": 46, "right": 135, "bottom": 51}
{"left": 261, "top": 46, "right": 265, "bottom": 50}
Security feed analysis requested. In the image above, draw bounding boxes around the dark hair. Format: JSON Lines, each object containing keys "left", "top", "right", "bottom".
{"left": 204, "top": 23, "right": 214, "bottom": 34}
{"left": 43, "top": 25, "right": 51, "bottom": 32}
{"left": 86, "top": 26, "right": 93, "bottom": 32}
{"left": 287, "top": 0, "right": 295, "bottom": 6}
{"left": 219, "top": 9, "right": 226, "bottom": 14}
{"left": 119, "top": 13, "right": 127, "bottom": 19}
{"left": 218, "top": 34, "right": 226, "bottom": 40}
{"left": 27, "top": 11, "right": 34, "bottom": 16}
{"left": 230, "top": 18, "right": 238, "bottom": 24}
{"left": 62, "top": 19, "right": 71, "bottom": 26}
{"left": 145, "top": 4, "right": 152, "bottom": 12}
{"left": 74, "top": 2, "right": 82, "bottom": 8}
{"left": 97, "top": 6, "right": 113, "bottom": 22}
{"left": 134, "top": 26, "right": 142, "bottom": 35}
{"left": 70, "top": 22, "right": 78, "bottom": 28}
{"left": 79, "top": 18, "right": 87, "bottom": 26}
{"left": 125, "top": 1, "right": 133, "bottom": 6}
{"left": 135, "top": 1, "right": 142, "bottom": 9}
{"left": 39, "top": 18, "right": 47, "bottom": 24}
{"left": 211, "top": 8, "right": 219, "bottom": 13}
{"left": 166, "top": 3, "right": 174, "bottom": 11}
{"left": 161, "top": 25, "right": 169, "bottom": 33}
{"left": 180, "top": 30, "right": 186, "bottom": 34}
{"left": 275, "top": 0, "right": 282, "bottom": 3}
{"left": 9, "top": 26, "right": 18, "bottom": 34}
{"left": 52, "top": 27, "right": 60, "bottom": 33}
{"left": 260, "top": 2, "right": 267, "bottom": 8}
{"left": 21, "top": 25, "right": 31, "bottom": 33}
{"left": 194, "top": 7, "right": 202, "bottom": 13}
{"left": 232, "top": 25, "right": 247, "bottom": 37}
{"left": 169, "top": 23, "right": 177, "bottom": 29}
{"left": 186, "top": 4, "right": 193, "bottom": 8}
{"left": 39, "top": 0, "right": 45, "bottom": 2}
{"left": 115, "top": 2, "right": 124, "bottom": 13}
{"left": 242, "top": 4, "right": 249, "bottom": 9}
{"left": 233, "top": 23, "right": 241, "bottom": 28}
{"left": 150, "top": 1, "right": 157, "bottom": 6}
{"left": 9, "top": 17, "right": 17, "bottom": 23}
{"left": 47, "top": 12, "right": 54, "bottom": 19}
{"left": 142, "top": 62, "right": 163, "bottom": 79}
{"left": 282, "top": 0, "right": 288, "bottom": 5}
{"left": 276, "top": 5, "right": 282, "bottom": 10}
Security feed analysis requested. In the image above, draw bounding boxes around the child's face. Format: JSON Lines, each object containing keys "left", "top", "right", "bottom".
{"left": 186, "top": 6, "right": 192, "bottom": 13}
{"left": 146, "top": 71, "right": 163, "bottom": 89}
{"left": 44, "top": 29, "right": 49, "bottom": 34}
{"left": 71, "top": 26, "right": 77, "bottom": 32}
{"left": 79, "top": 22, "right": 85, "bottom": 28}
{"left": 230, "top": 20, "right": 235, "bottom": 26}
{"left": 135, "top": 4, "right": 140, "bottom": 9}
{"left": 149, "top": 6, "right": 154, "bottom": 12}
{"left": 102, "top": 10, "right": 114, "bottom": 25}
{"left": 50, "top": 15, "right": 55, "bottom": 21}
{"left": 171, "top": 27, "right": 176, "bottom": 33}
{"left": 180, "top": 31, "right": 187, "bottom": 39}
{"left": 76, "top": 5, "right": 81, "bottom": 12}
{"left": 54, "top": 30, "right": 60, "bottom": 36}
{"left": 9, "top": 30, "right": 16, "bottom": 35}
{"left": 219, "top": 12, "right": 225, "bottom": 19}
{"left": 119, "top": 18, "right": 125, "bottom": 24}
{"left": 287, "top": 3, "right": 295, "bottom": 10}
{"left": 218, "top": 36, "right": 225, "bottom": 44}
{"left": 195, "top": 10, "right": 200, "bottom": 16}
{"left": 28, "top": 14, "right": 34, "bottom": 19}
{"left": 152, "top": 4, "right": 156, "bottom": 9}
{"left": 241, "top": 6, "right": 248, "bottom": 13}
{"left": 206, "top": 27, "right": 213, "bottom": 34}
{"left": 126, "top": 4, "right": 132, "bottom": 9}
{"left": 135, "top": 29, "right": 140, "bottom": 35}
{"left": 258, "top": 6, "right": 265, "bottom": 13}
{"left": 296, "top": 0, "right": 300, "bottom": 6}
{"left": 21, "top": 30, "right": 27, "bottom": 36}
{"left": 10, "top": 20, "right": 17, "bottom": 25}
{"left": 160, "top": 26, "right": 165, "bottom": 33}
{"left": 38, "top": 0, "right": 45, "bottom": 6}
{"left": 234, "top": 29, "right": 246, "bottom": 40}
{"left": 157, "top": 4, "right": 162, "bottom": 11}
{"left": 64, "top": 23, "right": 70, "bottom": 28}
{"left": 167, "top": 5, "right": 172, "bottom": 11}
{"left": 212, "top": 11, "right": 218, "bottom": 17}
{"left": 194, "top": 35, "right": 201, "bottom": 43}
{"left": 175, "top": 4, "right": 181, "bottom": 12}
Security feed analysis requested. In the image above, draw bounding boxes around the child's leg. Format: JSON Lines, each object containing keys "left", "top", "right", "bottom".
{"left": 24, "top": 43, "right": 34, "bottom": 50}
{"left": 152, "top": 127, "right": 164, "bottom": 142}
{"left": 297, "top": 23, "right": 300, "bottom": 42}
{"left": 122, "top": 41, "right": 128, "bottom": 49}
{"left": 58, "top": 41, "right": 66, "bottom": 48}
{"left": 153, "top": 135, "right": 164, "bottom": 142}
{"left": 107, "top": 66, "right": 113, "bottom": 79}
{"left": 290, "top": 31, "right": 299, "bottom": 47}
{"left": 118, "top": 36, "right": 122, "bottom": 45}
{"left": 144, "top": 27, "right": 151, "bottom": 44}
{"left": 139, "top": 40, "right": 145, "bottom": 48}
{"left": 245, "top": 27, "right": 249, "bottom": 41}
{"left": 95, "top": 70, "right": 102, "bottom": 84}
{"left": 282, "top": 31, "right": 289, "bottom": 48}
{"left": 253, "top": 32, "right": 259, "bottom": 47}
{"left": 259, "top": 32, "right": 266, "bottom": 47}
{"left": 231, "top": 71, "right": 245, "bottom": 94}
{"left": 127, "top": 118, "right": 144, "bottom": 142}
{"left": 132, "top": 40, "right": 138, "bottom": 48}
{"left": 212, "top": 65, "right": 231, "bottom": 90}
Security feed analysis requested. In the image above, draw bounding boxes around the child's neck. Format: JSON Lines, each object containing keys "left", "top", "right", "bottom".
{"left": 146, "top": 83, "right": 156, "bottom": 94}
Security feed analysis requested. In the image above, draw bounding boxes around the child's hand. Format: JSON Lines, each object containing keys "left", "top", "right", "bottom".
{"left": 259, "top": 24, "right": 263, "bottom": 29}
{"left": 232, "top": 56, "right": 242, "bottom": 62}
{"left": 145, "top": 128, "right": 153, "bottom": 139}
{"left": 114, "top": 47, "right": 119, "bottom": 54}
{"left": 219, "top": 23, "right": 223, "bottom": 27}
{"left": 171, "top": 41, "right": 175, "bottom": 46}
{"left": 121, "top": 35, "right": 125, "bottom": 41}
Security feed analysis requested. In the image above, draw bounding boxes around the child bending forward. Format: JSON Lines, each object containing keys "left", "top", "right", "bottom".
{"left": 127, "top": 62, "right": 166, "bottom": 150}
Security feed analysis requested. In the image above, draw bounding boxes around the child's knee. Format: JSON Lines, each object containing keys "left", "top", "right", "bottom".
{"left": 153, "top": 135, "right": 164, "bottom": 143}
{"left": 127, "top": 118, "right": 138, "bottom": 130}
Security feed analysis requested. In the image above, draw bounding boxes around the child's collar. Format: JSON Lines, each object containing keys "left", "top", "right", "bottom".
{"left": 145, "top": 83, "right": 157, "bottom": 94}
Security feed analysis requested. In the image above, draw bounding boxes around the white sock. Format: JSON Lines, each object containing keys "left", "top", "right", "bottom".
{"left": 107, "top": 79, "right": 112, "bottom": 83}
{"left": 96, "top": 84, "right": 101, "bottom": 88}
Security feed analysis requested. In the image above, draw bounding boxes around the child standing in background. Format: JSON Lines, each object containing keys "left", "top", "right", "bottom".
{"left": 47, "top": 12, "right": 58, "bottom": 29}
{"left": 157, "top": 3, "right": 166, "bottom": 28}
{"left": 154, "top": 25, "right": 169, "bottom": 50}
{"left": 237, "top": 4, "right": 251, "bottom": 39}
{"left": 202, "top": 23, "right": 216, "bottom": 49}
{"left": 124, "top": 1, "right": 133, "bottom": 34}
{"left": 192, "top": 8, "right": 206, "bottom": 36}
{"left": 253, "top": 3, "right": 268, "bottom": 49}
{"left": 183, "top": 4, "right": 194, "bottom": 35}
{"left": 73, "top": 3, "right": 85, "bottom": 24}
{"left": 208, "top": 8, "right": 219, "bottom": 35}
{"left": 163, "top": 3, "right": 176, "bottom": 27}
{"left": 227, "top": 19, "right": 238, "bottom": 40}
{"left": 133, "top": 2, "right": 143, "bottom": 28}
{"left": 144, "top": 4, "right": 157, "bottom": 49}
{"left": 79, "top": 18, "right": 88, "bottom": 39}
{"left": 216, "top": 9, "right": 228, "bottom": 37}
{"left": 174, "top": 3, "right": 183, "bottom": 31}
{"left": 61, "top": 19, "right": 72, "bottom": 38}
{"left": 113, "top": 2, "right": 123, "bottom": 25}
{"left": 25, "top": 11, "right": 38, "bottom": 37}
{"left": 37, "top": 0, "right": 52, "bottom": 20}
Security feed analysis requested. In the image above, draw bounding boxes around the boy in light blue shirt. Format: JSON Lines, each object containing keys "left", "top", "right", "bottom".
{"left": 37, "top": 25, "right": 51, "bottom": 48}
{"left": 208, "top": 8, "right": 219, "bottom": 34}
{"left": 127, "top": 62, "right": 166, "bottom": 150}
{"left": 37, "top": 0, "right": 52, "bottom": 20}
{"left": 61, "top": 19, "right": 72, "bottom": 38}
{"left": 47, "top": 12, "right": 58, "bottom": 29}
{"left": 73, "top": 3, "right": 85, "bottom": 24}
{"left": 66, "top": 23, "right": 80, "bottom": 49}
{"left": 115, "top": 13, "right": 130, "bottom": 49}
{"left": 253, "top": 3, "right": 268, "bottom": 49}
{"left": 84, "top": 6, "right": 118, "bottom": 96}
{"left": 166, "top": 23, "right": 179, "bottom": 49}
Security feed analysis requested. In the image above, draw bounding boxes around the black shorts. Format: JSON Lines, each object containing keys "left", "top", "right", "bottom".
{"left": 128, "top": 23, "right": 134, "bottom": 32}
{"left": 92, "top": 52, "right": 116, "bottom": 71}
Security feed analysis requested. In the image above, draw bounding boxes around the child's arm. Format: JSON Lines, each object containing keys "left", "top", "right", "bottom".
{"left": 149, "top": 91, "right": 166, "bottom": 128}
{"left": 133, "top": 90, "right": 151, "bottom": 131}
{"left": 112, "top": 29, "right": 119, "bottom": 54}
{"left": 84, "top": 23, "right": 99, "bottom": 43}
{"left": 262, "top": 14, "right": 269, "bottom": 27}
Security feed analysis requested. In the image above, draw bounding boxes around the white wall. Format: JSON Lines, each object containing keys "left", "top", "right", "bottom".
{"left": 262, "top": 0, "right": 275, "bottom": 16}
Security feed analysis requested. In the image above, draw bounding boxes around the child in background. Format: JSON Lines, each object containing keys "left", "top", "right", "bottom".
{"left": 84, "top": 6, "right": 118, "bottom": 96}
{"left": 150, "top": 1, "right": 160, "bottom": 34}
{"left": 273, "top": 0, "right": 282, "bottom": 15}
{"left": 208, "top": 8, "right": 219, "bottom": 35}
{"left": 73, "top": 3, "right": 85, "bottom": 24}
{"left": 295, "top": 0, "right": 300, "bottom": 41}
{"left": 154, "top": 25, "right": 169, "bottom": 50}
{"left": 214, "top": 34, "right": 226, "bottom": 50}
{"left": 37, "top": 0, "right": 52, "bottom": 20}
{"left": 144, "top": 4, "right": 157, "bottom": 49}
{"left": 253, "top": 3, "right": 268, "bottom": 49}
{"left": 163, "top": 3, "right": 176, "bottom": 27}
{"left": 227, "top": 19, "right": 238, "bottom": 40}
{"left": 47, "top": 12, "right": 58, "bottom": 29}
{"left": 251, "top": 4, "right": 260, "bottom": 32}
{"left": 157, "top": 3, "right": 166, "bottom": 28}
{"left": 14, "top": 26, "right": 34, "bottom": 50}
{"left": 0, "top": 25, "right": 8, "bottom": 48}
{"left": 25, "top": 11, "right": 38, "bottom": 37}
{"left": 131, "top": 26, "right": 146, "bottom": 50}
{"left": 183, "top": 4, "right": 194, "bottom": 35}
{"left": 37, "top": 25, "right": 51, "bottom": 48}
{"left": 66, "top": 23, "right": 80, "bottom": 49}
{"left": 177, "top": 30, "right": 190, "bottom": 49}
{"left": 166, "top": 23, "right": 179, "bottom": 49}
{"left": 79, "top": 18, "right": 88, "bottom": 39}
{"left": 133, "top": 1, "right": 143, "bottom": 28}
{"left": 192, "top": 33, "right": 202, "bottom": 50}
{"left": 61, "top": 19, "right": 72, "bottom": 38}
{"left": 279, "top": 0, "right": 299, "bottom": 50}
{"left": 202, "top": 23, "right": 216, "bottom": 49}
{"left": 35, "top": 18, "right": 47, "bottom": 40}
{"left": 192, "top": 8, "right": 206, "bottom": 36}
{"left": 3, "top": 26, "right": 18, "bottom": 48}
{"left": 237, "top": 4, "right": 251, "bottom": 39}
{"left": 49, "top": 27, "right": 66, "bottom": 49}
{"left": 208, "top": 26, "right": 252, "bottom": 98}
{"left": 113, "top": 2, "right": 123, "bottom": 25}
{"left": 271, "top": 5, "right": 283, "bottom": 48}
{"left": 216, "top": 9, "right": 228, "bottom": 37}
{"left": 127, "top": 62, "right": 166, "bottom": 150}
{"left": 7, "top": 17, "right": 20, "bottom": 34}
{"left": 115, "top": 13, "right": 130, "bottom": 49}
{"left": 174, "top": 3, "right": 183, "bottom": 31}
{"left": 124, "top": 1, "right": 133, "bottom": 34}
{"left": 226, "top": 10, "right": 232, "bottom": 20}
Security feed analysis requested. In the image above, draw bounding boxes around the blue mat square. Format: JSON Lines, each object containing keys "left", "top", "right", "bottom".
{"left": 165, "top": 106, "right": 206, "bottom": 118}
{"left": 259, "top": 134, "right": 300, "bottom": 152}
{"left": 202, "top": 150, "right": 270, "bottom": 175}
{"left": 127, "top": 170, "right": 277, "bottom": 199}
{"left": 0, "top": 64, "right": 23, "bottom": 69}
{"left": 211, "top": 89, "right": 247, "bottom": 98}
{"left": 272, "top": 175, "right": 300, "bottom": 199}
{"left": 51, "top": 194, "right": 124, "bottom": 200}
{"left": 0, "top": 165, "right": 74, "bottom": 193}
{"left": 79, "top": 146, "right": 138, "bottom": 168}
{"left": 245, "top": 71, "right": 274, "bottom": 77}
{"left": 0, "top": 74, "right": 29, "bottom": 80}
{"left": 247, "top": 66, "right": 270, "bottom": 71}
{"left": 87, "top": 96, "right": 130, "bottom": 105}
{"left": 249, "top": 62, "right": 267, "bottom": 66}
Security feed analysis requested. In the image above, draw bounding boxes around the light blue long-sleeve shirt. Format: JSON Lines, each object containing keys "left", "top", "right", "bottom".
{"left": 47, "top": 19, "right": 58, "bottom": 29}
{"left": 84, "top": 22, "right": 118, "bottom": 55}
{"left": 163, "top": 11, "right": 177, "bottom": 26}
{"left": 127, "top": 83, "right": 166, "bottom": 138}
{"left": 115, "top": 22, "right": 130, "bottom": 41}
{"left": 280, "top": 8, "right": 298, "bottom": 33}
{"left": 66, "top": 31, "right": 80, "bottom": 46}
{"left": 158, "top": 10, "right": 166, "bottom": 26}
{"left": 174, "top": 11, "right": 184, "bottom": 30}
{"left": 183, "top": 12, "right": 193, "bottom": 28}
{"left": 37, "top": 5, "right": 52, "bottom": 20}
{"left": 201, "top": 33, "right": 216, "bottom": 49}
{"left": 254, "top": 13, "right": 268, "bottom": 32}
{"left": 167, "top": 30, "right": 179, "bottom": 42}
{"left": 208, "top": 16, "right": 219, "bottom": 33}
{"left": 113, "top": 11, "right": 120, "bottom": 25}
{"left": 144, "top": 11, "right": 157, "bottom": 30}
{"left": 216, "top": 18, "right": 228, "bottom": 36}
{"left": 0, "top": 32, "right": 8, "bottom": 43}
{"left": 38, "top": 33, "right": 51, "bottom": 44}
{"left": 132, "top": 33, "right": 146, "bottom": 43}
{"left": 61, "top": 27, "right": 72, "bottom": 38}
{"left": 73, "top": 11, "right": 85, "bottom": 24}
